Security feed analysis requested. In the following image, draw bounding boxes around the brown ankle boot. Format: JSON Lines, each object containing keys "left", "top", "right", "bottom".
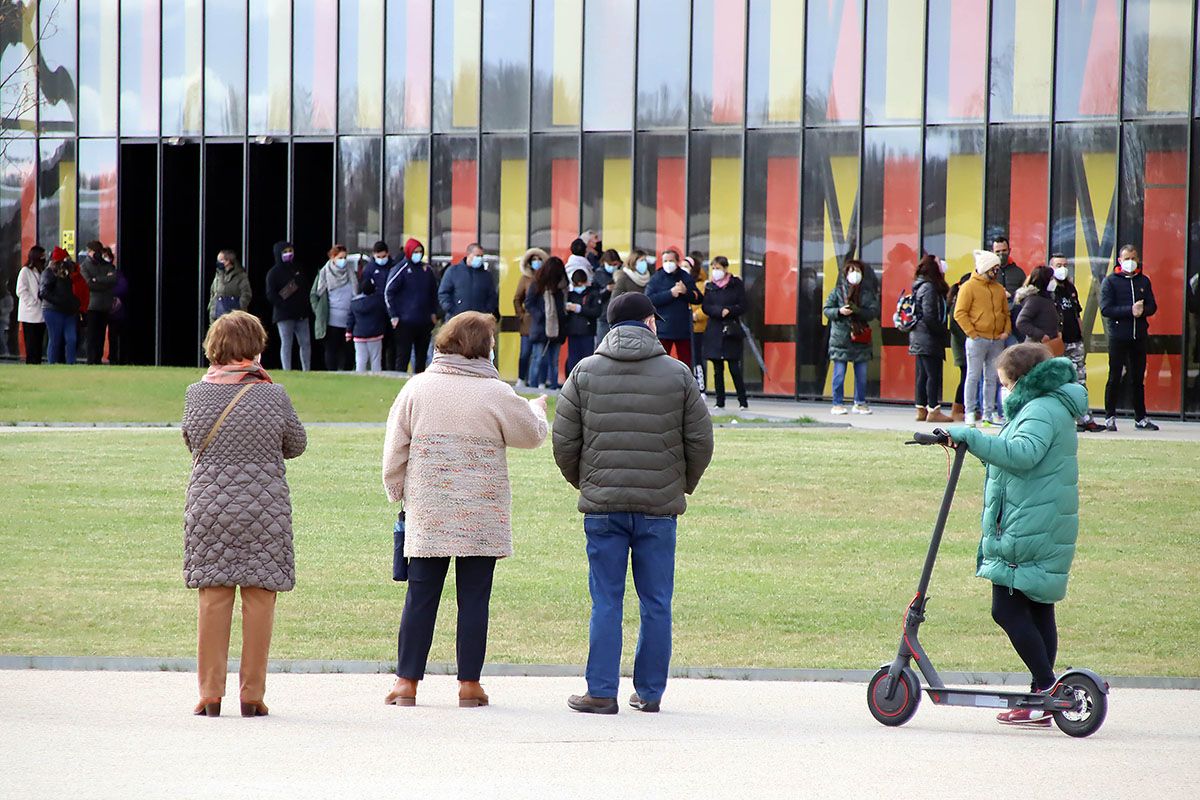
{"left": 385, "top": 678, "right": 418, "bottom": 707}
{"left": 915, "top": 406, "right": 928, "bottom": 422}
{"left": 951, "top": 402, "right": 965, "bottom": 422}
{"left": 926, "top": 406, "right": 953, "bottom": 423}
{"left": 458, "top": 681, "right": 489, "bottom": 708}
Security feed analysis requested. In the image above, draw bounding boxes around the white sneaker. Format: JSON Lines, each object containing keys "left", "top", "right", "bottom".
{"left": 852, "top": 404, "right": 872, "bottom": 415}
{"left": 515, "top": 379, "right": 527, "bottom": 389}
{"left": 831, "top": 405, "right": 849, "bottom": 416}
{"left": 964, "top": 412, "right": 978, "bottom": 427}
{"left": 986, "top": 412, "right": 1006, "bottom": 426}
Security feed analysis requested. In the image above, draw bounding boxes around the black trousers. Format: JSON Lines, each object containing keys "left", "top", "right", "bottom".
{"left": 1104, "top": 337, "right": 1148, "bottom": 420}
{"left": 991, "top": 584, "right": 1057, "bottom": 691}
{"left": 397, "top": 556, "right": 497, "bottom": 681}
{"left": 393, "top": 323, "right": 434, "bottom": 373}
{"left": 954, "top": 364, "right": 966, "bottom": 406}
{"left": 107, "top": 318, "right": 127, "bottom": 365}
{"left": 23, "top": 322, "right": 45, "bottom": 364}
{"left": 85, "top": 310, "right": 109, "bottom": 364}
{"left": 710, "top": 358, "right": 747, "bottom": 407}
{"left": 914, "top": 354, "right": 943, "bottom": 408}
{"left": 323, "top": 327, "right": 350, "bottom": 371}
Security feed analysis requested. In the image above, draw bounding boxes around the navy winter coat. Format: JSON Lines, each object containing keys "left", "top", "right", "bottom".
{"left": 347, "top": 290, "right": 390, "bottom": 340}
{"left": 525, "top": 284, "right": 567, "bottom": 344}
{"left": 645, "top": 268, "right": 700, "bottom": 341}
{"left": 438, "top": 261, "right": 499, "bottom": 319}
{"left": 384, "top": 259, "right": 440, "bottom": 326}
{"left": 1099, "top": 271, "right": 1157, "bottom": 342}
{"left": 563, "top": 286, "right": 602, "bottom": 337}
{"left": 700, "top": 277, "right": 747, "bottom": 362}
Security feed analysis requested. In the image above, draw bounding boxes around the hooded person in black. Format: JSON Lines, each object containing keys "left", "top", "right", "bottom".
{"left": 265, "top": 241, "right": 313, "bottom": 371}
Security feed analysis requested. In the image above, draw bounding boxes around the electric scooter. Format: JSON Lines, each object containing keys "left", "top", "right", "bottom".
{"left": 866, "top": 429, "right": 1109, "bottom": 738}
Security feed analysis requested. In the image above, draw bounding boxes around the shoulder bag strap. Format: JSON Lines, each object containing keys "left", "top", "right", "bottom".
{"left": 193, "top": 384, "right": 254, "bottom": 465}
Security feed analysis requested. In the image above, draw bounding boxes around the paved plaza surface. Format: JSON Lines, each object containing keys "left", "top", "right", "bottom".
{"left": 2, "top": 670, "right": 1197, "bottom": 799}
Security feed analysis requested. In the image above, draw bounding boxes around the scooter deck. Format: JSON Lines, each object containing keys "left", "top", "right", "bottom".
{"left": 922, "top": 686, "right": 1075, "bottom": 711}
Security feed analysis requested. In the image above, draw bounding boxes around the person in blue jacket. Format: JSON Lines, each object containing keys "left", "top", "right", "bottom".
{"left": 564, "top": 267, "right": 602, "bottom": 373}
{"left": 385, "top": 238, "right": 440, "bottom": 374}
{"left": 438, "top": 242, "right": 499, "bottom": 320}
{"left": 346, "top": 274, "right": 390, "bottom": 373}
{"left": 1100, "top": 244, "right": 1158, "bottom": 431}
{"left": 525, "top": 256, "right": 568, "bottom": 390}
{"left": 644, "top": 248, "right": 700, "bottom": 365}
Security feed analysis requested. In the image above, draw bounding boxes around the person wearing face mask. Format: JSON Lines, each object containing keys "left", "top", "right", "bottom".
{"left": 80, "top": 240, "right": 117, "bottom": 364}
{"left": 310, "top": 244, "right": 363, "bottom": 371}
{"left": 1049, "top": 255, "right": 1103, "bottom": 433}
{"left": 701, "top": 256, "right": 748, "bottom": 410}
{"left": 566, "top": 238, "right": 595, "bottom": 285}
{"left": 564, "top": 268, "right": 602, "bottom": 372}
{"left": 947, "top": 343, "right": 1085, "bottom": 727}
{"left": 524, "top": 256, "right": 568, "bottom": 390}
{"left": 823, "top": 259, "right": 880, "bottom": 415}
{"left": 579, "top": 229, "right": 603, "bottom": 268}
{"left": 16, "top": 246, "right": 47, "bottom": 364}
{"left": 612, "top": 249, "right": 653, "bottom": 299}
{"left": 991, "top": 235, "right": 1027, "bottom": 313}
{"left": 953, "top": 250, "right": 1012, "bottom": 427}
{"left": 265, "top": 241, "right": 312, "bottom": 371}
{"left": 207, "top": 250, "right": 252, "bottom": 323}
{"left": 513, "top": 247, "right": 548, "bottom": 387}
{"left": 908, "top": 255, "right": 952, "bottom": 423}
{"left": 688, "top": 253, "right": 709, "bottom": 393}
{"left": 645, "top": 248, "right": 701, "bottom": 365}
{"left": 438, "top": 243, "right": 500, "bottom": 321}
{"left": 1100, "top": 245, "right": 1159, "bottom": 431}
{"left": 591, "top": 249, "right": 622, "bottom": 346}
{"left": 1015, "top": 266, "right": 1062, "bottom": 353}
{"left": 385, "top": 238, "right": 440, "bottom": 374}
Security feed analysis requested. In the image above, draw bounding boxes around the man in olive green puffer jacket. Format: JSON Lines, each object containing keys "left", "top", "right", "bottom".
{"left": 949, "top": 346, "right": 1086, "bottom": 726}
{"left": 553, "top": 292, "right": 713, "bottom": 716}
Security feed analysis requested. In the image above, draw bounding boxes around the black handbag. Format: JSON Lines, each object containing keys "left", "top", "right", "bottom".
{"left": 392, "top": 511, "right": 408, "bottom": 582}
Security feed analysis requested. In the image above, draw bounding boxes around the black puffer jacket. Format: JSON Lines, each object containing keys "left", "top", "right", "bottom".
{"left": 265, "top": 241, "right": 312, "bottom": 323}
{"left": 1016, "top": 289, "right": 1060, "bottom": 343}
{"left": 39, "top": 267, "right": 80, "bottom": 315}
{"left": 552, "top": 323, "right": 714, "bottom": 516}
{"left": 907, "top": 278, "right": 948, "bottom": 357}
{"left": 701, "top": 277, "right": 747, "bottom": 362}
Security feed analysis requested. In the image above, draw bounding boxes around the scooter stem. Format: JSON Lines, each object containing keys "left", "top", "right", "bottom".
{"left": 914, "top": 443, "right": 969, "bottom": 599}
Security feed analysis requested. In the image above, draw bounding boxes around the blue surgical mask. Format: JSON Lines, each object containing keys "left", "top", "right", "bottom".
{"left": 604, "top": 263, "right": 616, "bottom": 274}
{"left": 375, "top": 255, "right": 389, "bottom": 266}
{"left": 571, "top": 284, "right": 586, "bottom": 294}
{"left": 334, "top": 257, "right": 347, "bottom": 269}
{"left": 470, "top": 255, "right": 484, "bottom": 269}
{"left": 530, "top": 259, "right": 542, "bottom": 271}
{"left": 411, "top": 251, "right": 424, "bottom": 264}
{"left": 635, "top": 260, "right": 649, "bottom": 274}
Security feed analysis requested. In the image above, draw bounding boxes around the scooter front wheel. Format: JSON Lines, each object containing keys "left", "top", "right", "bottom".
{"left": 867, "top": 666, "right": 921, "bottom": 726}
{"left": 1052, "top": 675, "right": 1108, "bottom": 738}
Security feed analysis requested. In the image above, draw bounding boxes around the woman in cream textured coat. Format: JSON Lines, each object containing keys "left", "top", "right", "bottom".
{"left": 382, "top": 311, "right": 548, "bottom": 708}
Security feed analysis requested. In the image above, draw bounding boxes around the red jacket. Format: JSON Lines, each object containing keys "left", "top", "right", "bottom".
{"left": 70, "top": 266, "right": 90, "bottom": 314}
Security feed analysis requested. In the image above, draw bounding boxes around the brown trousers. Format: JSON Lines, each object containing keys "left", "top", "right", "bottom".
{"left": 197, "top": 586, "right": 277, "bottom": 702}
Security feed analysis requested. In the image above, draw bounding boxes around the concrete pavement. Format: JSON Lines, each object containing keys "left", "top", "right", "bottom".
{"left": 3, "top": 670, "right": 1197, "bottom": 799}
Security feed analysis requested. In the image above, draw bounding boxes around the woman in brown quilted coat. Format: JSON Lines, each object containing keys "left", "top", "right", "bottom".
{"left": 182, "top": 310, "right": 307, "bottom": 718}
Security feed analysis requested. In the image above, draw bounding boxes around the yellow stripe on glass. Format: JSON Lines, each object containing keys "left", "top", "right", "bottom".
{"left": 768, "top": 0, "right": 804, "bottom": 123}
{"left": 553, "top": 0, "right": 583, "bottom": 126}
{"left": 183, "top": 0, "right": 203, "bottom": 133}
{"left": 884, "top": 0, "right": 924, "bottom": 121}
{"left": 497, "top": 157, "right": 528, "bottom": 381}
{"left": 403, "top": 158, "right": 430, "bottom": 247}
{"left": 453, "top": 0, "right": 481, "bottom": 128}
{"left": 268, "top": 0, "right": 291, "bottom": 131}
{"left": 821, "top": 155, "right": 860, "bottom": 397}
{"left": 1012, "top": 0, "right": 1052, "bottom": 118}
{"left": 709, "top": 157, "right": 742, "bottom": 272}
{"left": 1074, "top": 152, "right": 1117, "bottom": 405}
{"left": 941, "top": 153, "right": 983, "bottom": 398}
{"left": 602, "top": 157, "right": 633, "bottom": 257}
{"left": 358, "top": 1, "right": 384, "bottom": 129}
{"left": 1145, "top": 0, "right": 1193, "bottom": 113}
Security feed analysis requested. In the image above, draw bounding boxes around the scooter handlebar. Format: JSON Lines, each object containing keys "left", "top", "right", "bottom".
{"left": 907, "top": 428, "right": 952, "bottom": 446}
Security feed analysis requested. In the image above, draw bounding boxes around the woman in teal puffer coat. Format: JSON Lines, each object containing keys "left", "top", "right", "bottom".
{"left": 948, "top": 343, "right": 1087, "bottom": 727}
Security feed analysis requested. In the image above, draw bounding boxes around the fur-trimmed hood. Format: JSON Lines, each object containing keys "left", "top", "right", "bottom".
{"left": 520, "top": 248, "right": 548, "bottom": 278}
{"left": 1014, "top": 284, "right": 1040, "bottom": 304}
{"left": 1003, "top": 357, "right": 1088, "bottom": 420}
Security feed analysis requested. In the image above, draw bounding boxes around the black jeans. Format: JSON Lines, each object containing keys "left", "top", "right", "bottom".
{"left": 23, "top": 322, "right": 45, "bottom": 364}
{"left": 710, "top": 358, "right": 747, "bottom": 407}
{"left": 1104, "top": 337, "right": 1148, "bottom": 419}
{"left": 914, "top": 355, "right": 943, "bottom": 408}
{"left": 397, "top": 556, "right": 497, "bottom": 681}
{"left": 991, "top": 584, "right": 1057, "bottom": 691}
{"left": 107, "top": 318, "right": 127, "bottom": 364}
{"left": 323, "top": 327, "right": 350, "bottom": 371}
{"left": 86, "top": 310, "right": 109, "bottom": 364}
{"left": 393, "top": 322, "right": 434, "bottom": 373}
{"left": 954, "top": 364, "right": 966, "bottom": 406}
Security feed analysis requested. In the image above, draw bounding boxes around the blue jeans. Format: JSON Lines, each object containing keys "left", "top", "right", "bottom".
{"left": 831, "top": 359, "right": 867, "bottom": 406}
{"left": 276, "top": 319, "right": 312, "bottom": 371}
{"left": 43, "top": 309, "right": 77, "bottom": 365}
{"left": 583, "top": 512, "right": 676, "bottom": 703}
{"left": 517, "top": 335, "right": 532, "bottom": 382}
{"left": 528, "top": 340, "right": 561, "bottom": 389}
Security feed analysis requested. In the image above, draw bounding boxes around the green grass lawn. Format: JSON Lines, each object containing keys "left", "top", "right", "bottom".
{"left": 1, "top": 426, "right": 1197, "bottom": 676}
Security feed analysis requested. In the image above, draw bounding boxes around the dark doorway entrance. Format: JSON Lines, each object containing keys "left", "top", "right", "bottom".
{"left": 203, "top": 143, "right": 245, "bottom": 362}
{"left": 117, "top": 143, "right": 158, "bottom": 365}
{"left": 160, "top": 142, "right": 201, "bottom": 366}
{"left": 292, "top": 141, "right": 334, "bottom": 369}
{"left": 247, "top": 143, "right": 290, "bottom": 369}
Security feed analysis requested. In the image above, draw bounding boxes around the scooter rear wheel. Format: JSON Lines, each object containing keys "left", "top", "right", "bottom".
{"left": 1052, "top": 675, "right": 1107, "bottom": 738}
{"left": 867, "top": 666, "right": 921, "bottom": 727}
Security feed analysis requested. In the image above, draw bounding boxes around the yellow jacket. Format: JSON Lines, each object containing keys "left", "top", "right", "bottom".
{"left": 692, "top": 271, "right": 709, "bottom": 333}
{"left": 953, "top": 271, "right": 1011, "bottom": 340}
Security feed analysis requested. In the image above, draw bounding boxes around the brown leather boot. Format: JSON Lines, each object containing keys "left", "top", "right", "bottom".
{"left": 385, "top": 678, "right": 418, "bottom": 707}
{"left": 458, "top": 681, "right": 489, "bottom": 708}
{"left": 915, "top": 406, "right": 928, "bottom": 422}
{"left": 926, "top": 406, "right": 953, "bottom": 423}
{"left": 193, "top": 698, "right": 221, "bottom": 717}
{"left": 239, "top": 700, "right": 269, "bottom": 717}
{"left": 951, "top": 403, "right": 965, "bottom": 422}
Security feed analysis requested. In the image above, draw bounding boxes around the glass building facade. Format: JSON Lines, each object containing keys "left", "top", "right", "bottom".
{"left": 3, "top": 0, "right": 1199, "bottom": 415}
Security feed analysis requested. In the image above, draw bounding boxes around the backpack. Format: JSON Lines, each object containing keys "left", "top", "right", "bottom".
{"left": 893, "top": 289, "right": 921, "bottom": 332}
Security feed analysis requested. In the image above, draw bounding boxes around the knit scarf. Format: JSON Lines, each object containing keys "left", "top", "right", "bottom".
{"left": 203, "top": 359, "right": 273, "bottom": 384}
{"left": 543, "top": 290, "right": 560, "bottom": 339}
{"left": 621, "top": 266, "right": 651, "bottom": 288}
{"left": 321, "top": 260, "right": 355, "bottom": 291}
{"left": 427, "top": 352, "right": 501, "bottom": 380}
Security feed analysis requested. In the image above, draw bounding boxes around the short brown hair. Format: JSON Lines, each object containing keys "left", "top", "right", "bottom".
{"left": 997, "top": 342, "right": 1051, "bottom": 384}
{"left": 434, "top": 311, "right": 495, "bottom": 359}
{"left": 204, "top": 310, "right": 269, "bottom": 365}
{"left": 328, "top": 244, "right": 347, "bottom": 259}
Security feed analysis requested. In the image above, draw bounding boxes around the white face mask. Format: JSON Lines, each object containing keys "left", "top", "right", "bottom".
{"left": 711, "top": 268, "right": 726, "bottom": 282}
{"left": 662, "top": 261, "right": 677, "bottom": 274}
{"left": 1053, "top": 266, "right": 1068, "bottom": 281}
{"left": 1047, "top": 278, "right": 1058, "bottom": 294}
{"left": 846, "top": 270, "right": 862, "bottom": 286}
{"left": 488, "top": 348, "right": 495, "bottom": 362}
{"left": 1121, "top": 259, "right": 1138, "bottom": 274}
{"left": 938, "top": 259, "right": 948, "bottom": 274}
{"left": 1000, "top": 385, "right": 1012, "bottom": 407}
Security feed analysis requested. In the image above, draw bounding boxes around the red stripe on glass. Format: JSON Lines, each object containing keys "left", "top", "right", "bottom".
{"left": 764, "top": 156, "right": 799, "bottom": 326}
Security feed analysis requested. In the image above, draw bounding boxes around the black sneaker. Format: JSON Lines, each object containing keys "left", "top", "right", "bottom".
{"left": 1135, "top": 418, "right": 1160, "bottom": 431}
{"left": 567, "top": 694, "right": 618, "bottom": 715}
{"left": 1078, "top": 419, "right": 1105, "bottom": 433}
{"left": 1105, "top": 417, "right": 1117, "bottom": 432}
{"left": 628, "top": 692, "right": 660, "bottom": 713}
